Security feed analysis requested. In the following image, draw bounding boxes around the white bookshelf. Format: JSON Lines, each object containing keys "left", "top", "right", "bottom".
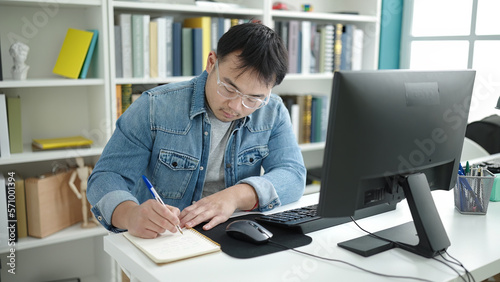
{"left": 0, "top": 0, "right": 381, "bottom": 281}
{"left": 0, "top": 0, "right": 113, "bottom": 281}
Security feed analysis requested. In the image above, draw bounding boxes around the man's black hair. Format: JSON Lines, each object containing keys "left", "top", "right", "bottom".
{"left": 216, "top": 22, "right": 288, "bottom": 87}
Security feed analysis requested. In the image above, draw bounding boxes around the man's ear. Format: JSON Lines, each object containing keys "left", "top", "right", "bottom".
{"left": 206, "top": 51, "right": 217, "bottom": 74}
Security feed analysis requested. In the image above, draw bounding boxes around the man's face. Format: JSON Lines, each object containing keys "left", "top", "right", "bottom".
{"left": 205, "top": 52, "right": 272, "bottom": 122}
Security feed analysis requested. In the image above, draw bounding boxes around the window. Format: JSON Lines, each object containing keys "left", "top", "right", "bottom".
{"left": 400, "top": 0, "right": 500, "bottom": 122}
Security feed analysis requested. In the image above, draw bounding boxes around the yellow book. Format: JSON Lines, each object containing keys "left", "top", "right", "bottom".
{"left": 123, "top": 228, "right": 220, "bottom": 264}
{"left": 183, "top": 17, "right": 211, "bottom": 70}
{"left": 32, "top": 135, "right": 93, "bottom": 150}
{"left": 149, "top": 21, "right": 158, "bottom": 78}
{"left": 53, "top": 28, "right": 94, "bottom": 79}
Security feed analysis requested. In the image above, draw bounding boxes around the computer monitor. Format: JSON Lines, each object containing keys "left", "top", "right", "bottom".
{"left": 317, "top": 70, "right": 476, "bottom": 258}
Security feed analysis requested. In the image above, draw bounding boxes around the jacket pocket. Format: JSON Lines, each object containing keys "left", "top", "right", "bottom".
{"left": 154, "top": 149, "right": 199, "bottom": 199}
{"left": 238, "top": 145, "right": 269, "bottom": 166}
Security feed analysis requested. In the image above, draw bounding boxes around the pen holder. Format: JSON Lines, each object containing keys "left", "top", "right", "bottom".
{"left": 490, "top": 174, "right": 500, "bottom": 202}
{"left": 454, "top": 169, "right": 495, "bottom": 215}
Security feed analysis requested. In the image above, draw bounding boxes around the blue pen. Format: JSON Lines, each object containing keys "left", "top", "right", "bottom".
{"left": 142, "top": 175, "right": 183, "bottom": 234}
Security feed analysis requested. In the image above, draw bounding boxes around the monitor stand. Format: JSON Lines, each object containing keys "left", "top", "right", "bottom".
{"left": 338, "top": 173, "right": 451, "bottom": 258}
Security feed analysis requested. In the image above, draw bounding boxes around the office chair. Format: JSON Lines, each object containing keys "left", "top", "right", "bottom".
{"left": 465, "top": 114, "right": 500, "bottom": 154}
{"left": 460, "top": 137, "right": 490, "bottom": 162}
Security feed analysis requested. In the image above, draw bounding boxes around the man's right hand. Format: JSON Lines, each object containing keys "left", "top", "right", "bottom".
{"left": 112, "top": 200, "right": 181, "bottom": 238}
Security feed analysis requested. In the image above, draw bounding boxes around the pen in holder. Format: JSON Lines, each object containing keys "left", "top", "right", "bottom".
{"left": 454, "top": 168, "right": 495, "bottom": 215}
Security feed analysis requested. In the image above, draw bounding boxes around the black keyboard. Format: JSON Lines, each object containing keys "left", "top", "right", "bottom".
{"left": 256, "top": 204, "right": 352, "bottom": 234}
{"left": 256, "top": 201, "right": 399, "bottom": 234}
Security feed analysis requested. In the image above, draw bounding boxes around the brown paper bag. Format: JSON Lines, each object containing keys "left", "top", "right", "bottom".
{"left": 25, "top": 169, "right": 83, "bottom": 238}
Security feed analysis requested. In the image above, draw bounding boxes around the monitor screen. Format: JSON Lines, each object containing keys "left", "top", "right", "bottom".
{"left": 317, "top": 70, "right": 476, "bottom": 258}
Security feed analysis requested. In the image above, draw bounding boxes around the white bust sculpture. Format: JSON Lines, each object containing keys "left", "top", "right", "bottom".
{"left": 9, "top": 42, "right": 30, "bottom": 80}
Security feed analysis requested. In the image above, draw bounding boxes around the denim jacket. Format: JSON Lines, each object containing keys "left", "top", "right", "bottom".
{"left": 87, "top": 71, "right": 306, "bottom": 232}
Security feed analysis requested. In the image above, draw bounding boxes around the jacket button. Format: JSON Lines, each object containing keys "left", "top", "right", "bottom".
{"left": 97, "top": 216, "right": 103, "bottom": 221}
{"left": 204, "top": 131, "right": 208, "bottom": 136}
{"left": 268, "top": 204, "right": 273, "bottom": 209}
{"left": 249, "top": 158, "right": 254, "bottom": 162}
{"left": 200, "top": 166, "right": 204, "bottom": 170}
{"left": 172, "top": 162, "right": 178, "bottom": 167}
{"left": 226, "top": 163, "right": 231, "bottom": 168}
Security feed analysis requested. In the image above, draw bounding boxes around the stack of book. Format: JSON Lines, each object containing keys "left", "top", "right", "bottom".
{"left": 280, "top": 94, "right": 330, "bottom": 144}
{"left": 31, "top": 135, "right": 93, "bottom": 151}
{"left": 275, "top": 21, "right": 364, "bottom": 74}
{"left": 115, "top": 14, "right": 245, "bottom": 79}
{"left": 53, "top": 28, "right": 99, "bottom": 79}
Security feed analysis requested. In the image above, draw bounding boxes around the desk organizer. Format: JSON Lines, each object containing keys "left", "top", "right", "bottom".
{"left": 454, "top": 169, "right": 494, "bottom": 215}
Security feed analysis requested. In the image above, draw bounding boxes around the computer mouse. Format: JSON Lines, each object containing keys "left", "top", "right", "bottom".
{"left": 226, "top": 220, "right": 273, "bottom": 245}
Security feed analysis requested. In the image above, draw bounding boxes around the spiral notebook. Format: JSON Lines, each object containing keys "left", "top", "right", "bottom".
{"left": 123, "top": 228, "right": 220, "bottom": 264}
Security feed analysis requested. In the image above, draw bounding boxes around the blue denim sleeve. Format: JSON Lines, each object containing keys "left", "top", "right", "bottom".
{"left": 87, "top": 93, "right": 154, "bottom": 232}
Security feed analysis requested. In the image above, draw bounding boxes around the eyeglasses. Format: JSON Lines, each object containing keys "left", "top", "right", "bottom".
{"left": 215, "top": 60, "right": 270, "bottom": 109}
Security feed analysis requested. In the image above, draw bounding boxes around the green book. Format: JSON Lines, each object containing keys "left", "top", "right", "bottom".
{"left": 122, "top": 84, "right": 132, "bottom": 113}
{"left": 7, "top": 96, "right": 23, "bottom": 154}
{"left": 182, "top": 27, "right": 193, "bottom": 76}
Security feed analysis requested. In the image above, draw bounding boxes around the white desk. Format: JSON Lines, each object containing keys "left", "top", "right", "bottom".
{"left": 104, "top": 155, "right": 500, "bottom": 282}
{"left": 104, "top": 191, "right": 500, "bottom": 282}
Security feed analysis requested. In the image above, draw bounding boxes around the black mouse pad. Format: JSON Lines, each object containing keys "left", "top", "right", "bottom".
{"left": 194, "top": 214, "right": 312, "bottom": 259}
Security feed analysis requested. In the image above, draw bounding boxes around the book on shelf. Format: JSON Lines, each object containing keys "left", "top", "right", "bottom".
{"left": 7, "top": 96, "right": 23, "bottom": 154}
{"left": 143, "top": 14, "right": 151, "bottom": 79}
{"left": 32, "top": 135, "right": 93, "bottom": 151}
{"left": 149, "top": 20, "right": 158, "bottom": 78}
{"left": 123, "top": 228, "right": 220, "bottom": 264}
{"left": 52, "top": 28, "right": 96, "bottom": 79}
{"left": 0, "top": 93, "right": 11, "bottom": 158}
{"left": 192, "top": 28, "right": 203, "bottom": 76}
{"left": 0, "top": 173, "right": 8, "bottom": 248}
{"left": 14, "top": 173, "right": 28, "bottom": 240}
{"left": 275, "top": 20, "right": 289, "bottom": 50}
{"left": 333, "top": 23, "right": 343, "bottom": 72}
{"left": 182, "top": 27, "right": 193, "bottom": 76}
{"left": 116, "top": 84, "right": 123, "bottom": 119}
{"left": 165, "top": 16, "right": 174, "bottom": 77}
{"left": 121, "top": 84, "right": 132, "bottom": 113}
{"left": 152, "top": 16, "right": 167, "bottom": 78}
{"left": 287, "top": 20, "right": 300, "bottom": 74}
{"left": 184, "top": 16, "right": 211, "bottom": 71}
{"left": 114, "top": 25, "right": 123, "bottom": 78}
{"left": 320, "top": 24, "right": 334, "bottom": 73}
{"left": 79, "top": 29, "right": 99, "bottom": 79}
{"left": 172, "top": 22, "right": 182, "bottom": 77}
{"left": 310, "top": 22, "right": 320, "bottom": 74}
{"left": 340, "top": 24, "right": 353, "bottom": 71}
{"left": 131, "top": 14, "right": 145, "bottom": 78}
{"left": 211, "top": 17, "right": 219, "bottom": 52}
{"left": 119, "top": 13, "right": 133, "bottom": 78}
{"left": 2, "top": 172, "right": 27, "bottom": 242}
{"left": 352, "top": 27, "right": 364, "bottom": 71}
{"left": 301, "top": 21, "right": 311, "bottom": 74}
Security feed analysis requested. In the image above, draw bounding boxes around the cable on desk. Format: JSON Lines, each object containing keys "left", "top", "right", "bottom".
{"left": 349, "top": 216, "right": 475, "bottom": 282}
{"left": 268, "top": 240, "right": 434, "bottom": 282}
{"left": 435, "top": 252, "right": 475, "bottom": 282}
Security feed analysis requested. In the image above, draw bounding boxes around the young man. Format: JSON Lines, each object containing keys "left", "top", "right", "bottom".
{"left": 87, "top": 22, "right": 306, "bottom": 238}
